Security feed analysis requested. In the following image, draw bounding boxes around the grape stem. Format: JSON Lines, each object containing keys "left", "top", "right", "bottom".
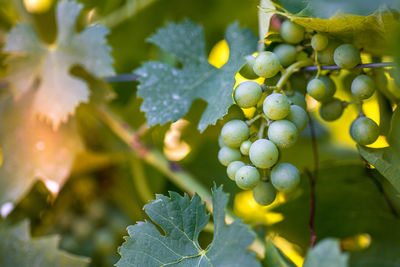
{"left": 245, "top": 114, "right": 262, "bottom": 126}
{"left": 276, "top": 59, "right": 314, "bottom": 90}
{"left": 258, "top": 120, "right": 267, "bottom": 139}
{"left": 300, "top": 62, "right": 394, "bottom": 71}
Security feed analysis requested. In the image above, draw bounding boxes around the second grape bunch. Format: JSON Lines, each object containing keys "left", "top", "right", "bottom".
{"left": 218, "top": 19, "right": 381, "bottom": 206}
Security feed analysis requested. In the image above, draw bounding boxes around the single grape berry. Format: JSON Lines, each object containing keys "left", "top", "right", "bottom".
{"left": 311, "top": 33, "right": 329, "bottom": 51}
{"left": 220, "top": 120, "right": 249, "bottom": 148}
{"left": 286, "top": 105, "right": 308, "bottom": 132}
{"left": 318, "top": 75, "right": 336, "bottom": 101}
{"left": 239, "top": 55, "right": 259, "bottom": 79}
{"left": 227, "top": 161, "right": 246, "bottom": 181}
{"left": 307, "top": 78, "right": 328, "bottom": 102}
{"left": 218, "top": 135, "right": 225, "bottom": 147}
{"left": 240, "top": 140, "right": 252, "bottom": 156}
{"left": 319, "top": 98, "right": 344, "bottom": 121}
{"left": 280, "top": 20, "right": 304, "bottom": 44}
{"left": 252, "top": 181, "right": 277, "bottom": 206}
{"left": 350, "top": 117, "right": 379, "bottom": 145}
{"left": 263, "top": 93, "right": 291, "bottom": 120}
{"left": 249, "top": 139, "right": 279, "bottom": 168}
{"left": 351, "top": 74, "right": 375, "bottom": 100}
{"left": 287, "top": 91, "right": 307, "bottom": 110}
{"left": 234, "top": 81, "right": 263, "bottom": 108}
{"left": 235, "top": 165, "right": 260, "bottom": 190}
{"left": 253, "top": 51, "right": 281, "bottom": 78}
{"left": 273, "top": 44, "right": 297, "bottom": 67}
{"left": 318, "top": 39, "right": 341, "bottom": 65}
{"left": 333, "top": 44, "right": 361, "bottom": 69}
{"left": 296, "top": 51, "right": 309, "bottom": 61}
{"left": 268, "top": 120, "right": 298, "bottom": 149}
{"left": 218, "top": 146, "right": 241, "bottom": 166}
{"left": 271, "top": 163, "right": 300, "bottom": 192}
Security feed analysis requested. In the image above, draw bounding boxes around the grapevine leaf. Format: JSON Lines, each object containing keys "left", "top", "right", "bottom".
{"left": 0, "top": 93, "right": 83, "bottom": 206}
{"left": 116, "top": 185, "right": 260, "bottom": 267}
{"left": 268, "top": 1, "right": 400, "bottom": 55}
{"left": 272, "top": 165, "right": 400, "bottom": 266}
{"left": 303, "top": 239, "right": 349, "bottom": 267}
{"left": 0, "top": 220, "right": 90, "bottom": 266}
{"left": 3, "top": 0, "right": 115, "bottom": 129}
{"left": 136, "top": 19, "right": 257, "bottom": 132}
{"left": 263, "top": 239, "right": 295, "bottom": 267}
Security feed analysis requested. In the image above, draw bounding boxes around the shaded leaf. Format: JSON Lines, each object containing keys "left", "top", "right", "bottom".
{"left": 263, "top": 239, "right": 295, "bottom": 267}
{"left": 3, "top": 0, "right": 115, "bottom": 129}
{"left": 117, "top": 185, "right": 260, "bottom": 267}
{"left": 303, "top": 238, "right": 349, "bottom": 267}
{"left": 136, "top": 19, "right": 257, "bottom": 132}
{"left": 0, "top": 220, "right": 89, "bottom": 266}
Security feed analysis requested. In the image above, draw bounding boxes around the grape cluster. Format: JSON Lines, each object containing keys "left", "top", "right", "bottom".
{"left": 218, "top": 20, "right": 380, "bottom": 205}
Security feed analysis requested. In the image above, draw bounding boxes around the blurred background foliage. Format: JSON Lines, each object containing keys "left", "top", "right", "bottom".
{"left": 0, "top": 0, "right": 399, "bottom": 266}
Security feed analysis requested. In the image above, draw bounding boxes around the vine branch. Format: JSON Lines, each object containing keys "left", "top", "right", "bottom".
{"left": 300, "top": 62, "right": 394, "bottom": 71}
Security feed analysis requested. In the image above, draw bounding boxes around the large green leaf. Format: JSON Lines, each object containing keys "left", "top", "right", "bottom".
{"left": 3, "top": 0, "right": 115, "bottom": 129}
{"left": 303, "top": 238, "right": 349, "bottom": 267}
{"left": 0, "top": 220, "right": 89, "bottom": 266}
{"left": 116, "top": 186, "right": 260, "bottom": 267}
{"left": 267, "top": 1, "right": 400, "bottom": 55}
{"left": 272, "top": 165, "right": 400, "bottom": 267}
{"left": 136, "top": 19, "right": 257, "bottom": 132}
{"left": 0, "top": 93, "right": 83, "bottom": 206}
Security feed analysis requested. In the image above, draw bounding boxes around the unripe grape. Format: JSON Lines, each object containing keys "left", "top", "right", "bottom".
{"left": 273, "top": 44, "right": 297, "bottom": 67}
{"left": 218, "top": 134, "right": 225, "bottom": 147}
{"left": 311, "top": 33, "right": 329, "bottom": 51}
{"left": 286, "top": 105, "right": 308, "bottom": 132}
{"left": 307, "top": 78, "right": 328, "bottom": 102}
{"left": 319, "top": 98, "right": 344, "bottom": 121}
{"left": 240, "top": 140, "right": 252, "bottom": 155}
{"left": 280, "top": 20, "right": 304, "bottom": 44}
{"left": 235, "top": 165, "right": 260, "bottom": 190}
{"left": 263, "top": 93, "right": 291, "bottom": 120}
{"left": 351, "top": 74, "right": 375, "bottom": 100}
{"left": 268, "top": 120, "right": 298, "bottom": 149}
{"left": 318, "top": 75, "right": 336, "bottom": 102}
{"left": 334, "top": 44, "right": 361, "bottom": 69}
{"left": 239, "top": 55, "right": 259, "bottom": 79}
{"left": 350, "top": 117, "right": 379, "bottom": 145}
{"left": 271, "top": 163, "right": 300, "bottom": 192}
{"left": 296, "top": 51, "right": 309, "bottom": 62}
{"left": 227, "top": 161, "right": 246, "bottom": 181}
{"left": 249, "top": 139, "right": 279, "bottom": 168}
{"left": 218, "top": 146, "right": 241, "bottom": 166}
{"left": 318, "top": 39, "right": 341, "bottom": 65}
{"left": 253, "top": 51, "right": 281, "bottom": 78}
{"left": 252, "top": 181, "right": 277, "bottom": 206}
{"left": 221, "top": 120, "right": 249, "bottom": 148}
{"left": 287, "top": 91, "right": 307, "bottom": 110}
{"left": 234, "top": 81, "right": 263, "bottom": 108}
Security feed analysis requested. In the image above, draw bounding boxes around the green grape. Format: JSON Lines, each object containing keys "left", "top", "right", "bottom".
{"left": 220, "top": 120, "right": 249, "bottom": 148}
{"left": 351, "top": 74, "right": 375, "bottom": 100}
{"left": 234, "top": 81, "right": 263, "bottom": 108}
{"left": 240, "top": 140, "right": 252, "bottom": 155}
{"left": 307, "top": 78, "right": 328, "bottom": 101}
{"left": 289, "top": 72, "right": 308, "bottom": 94}
{"left": 218, "top": 134, "right": 225, "bottom": 147}
{"left": 222, "top": 104, "right": 245, "bottom": 123}
{"left": 334, "top": 44, "right": 361, "bottom": 69}
{"left": 249, "top": 139, "right": 279, "bottom": 168}
{"left": 287, "top": 91, "right": 307, "bottom": 110}
{"left": 350, "top": 117, "right": 379, "bottom": 145}
{"left": 286, "top": 105, "right": 308, "bottom": 132}
{"left": 227, "top": 161, "right": 246, "bottom": 181}
{"left": 263, "top": 93, "right": 291, "bottom": 120}
{"left": 271, "top": 163, "right": 300, "bottom": 192}
{"left": 239, "top": 55, "right": 259, "bottom": 79}
{"left": 252, "top": 181, "right": 277, "bottom": 206}
{"left": 318, "top": 75, "right": 336, "bottom": 102}
{"left": 253, "top": 51, "right": 281, "bottom": 78}
{"left": 318, "top": 39, "right": 341, "bottom": 65}
{"left": 218, "top": 146, "right": 241, "bottom": 166}
{"left": 235, "top": 165, "right": 260, "bottom": 190}
{"left": 273, "top": 44, "right": 297, "bottom": 67}
{"left": 296, "top": 51, "right": 309, "bottom": 62}
{"left": 280, "top": 20, "right": 305, "bottom": 44}
{"left": 319, "top": 98, "right": 344, "bottom": 121}
{"left": 311, "top": 33, "right": 328, "bottom": 51}
{"left": 268, "top": 120, "right": 298, "bottom": 149}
